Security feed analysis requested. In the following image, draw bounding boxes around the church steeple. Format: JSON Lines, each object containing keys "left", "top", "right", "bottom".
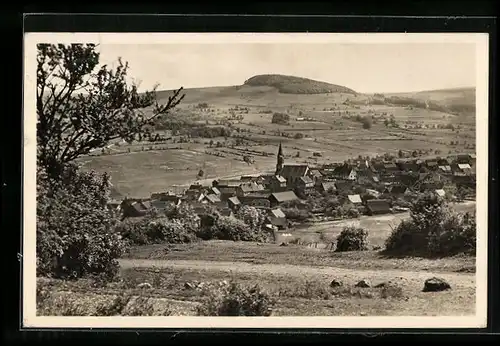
{"left": 275, "top": 142, "right": 284, "bottom": 175}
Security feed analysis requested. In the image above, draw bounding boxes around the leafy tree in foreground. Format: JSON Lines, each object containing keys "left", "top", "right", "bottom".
{"left": 36, "top": 165, "right": 126, "bottom": 279}
{"left": 37, "top": 43, "right": 184, "bottom": 178}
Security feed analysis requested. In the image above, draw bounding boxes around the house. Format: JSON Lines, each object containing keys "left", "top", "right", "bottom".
{"left": 217, "top": 187, "right": 238, "bottom": 201}
{"left": 239, "top": 192, "right": 272, "bottom": 208}
{"left": 279, "top": 164, "right": 310, "bottom": 186}
{"left": 236, "top": 182, "right": 266, "bottom": 197}
{"left": 121, "top": 199, "right": 151, "bottom": 218}
{"left": 308, "top": 169, "right": 324, "bottom": 183}
{"left": 331, "top": 164, "right": 358, "bottom": 181}
{"left": 213, "top": 179, "right": 242, "bottom": 188}
{"left": 296, "top": 176, "right": 315, "bottom": 193}
{"left": 365, "top": 189, "right": 381, "bottom": 198}
{"left": 453, "top": 163, "right": 473, "bottom": 176}
{"left": 366, "top": 199, "right": 392, "bottom": 215}
{"left": 438, "top": 165, "right": 452, "bottom": 174}
{"left": 383, "top": 162, "right": 400, "bottom": 173}
{"left": 269, "top": 191, "right": 299, "bottom": 207}
{"left": 209, "top": 187, "right": 221, "bottom": 196}
{"left": 219, "top": 207, "right": 234, "bottom": 217}
{"left": 335, "top": 180, "right": 354, "bottom": 193}
{"left": 385, "top": 185, "right": 410, "bottom": 197}
{"left": 151, "top": 199, "right": 178, "bottom": 211}
{"left": 397, "top": 161, "right": 421, "bottom": 173}
{"left": 227, "top": 196, "right": 241, "bottom": 210}
{"left": 318, "top": 181, "right": 337, "bottom": 194}
{"left": 268, "top": 208, "right": 287, "bottom": 230}
{"left": 456, "top": 154, "right": 473, "bottom": 164}
{"left": 107, "top": 199, "right": 122, "bottom": 212}
{"left": 425, "top": 160, "right": 439, "bottom": 170}
{"left": 415, "top": 172, "right": 444, "bottom": 191}
{"left": 434, "top": 189, "right": 446, "bottom": 198}
{"left": 347, "top": 194, "right": 362, "bottom": 205}
{"left": 199, "top": 193, "right": 222, "bottom": 204}
{"left": 240, "top": 175, "right": 259, "bottom": 182}
{"left": 268, "top": 175, "right": 287, "bottom": 192}
{"left": 394, "top": 172, "right": 419, "bottom": 188}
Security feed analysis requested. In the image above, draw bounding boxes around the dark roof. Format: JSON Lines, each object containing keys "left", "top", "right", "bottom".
{"left": 389, "top": 185, "right": 408, "bottom": 194}
{"left": 366, "top": 199, "right": 391, "bottom": 212}
{"left": 218, "top": 187, "right": 237, "bottom": 195}
{"left": 332, "top": 164, "right": 356, "bottom": 176}
{"left": 215, "top": 180, "right": 242, "bottom": 188}
{"left": 298, "top": 176, "right": 314, "bottom": 185}
{"left": 220, "top": 208, "right": 233, "bottom": 216}
{"left": 269, "top": 217, "right": 287, "bottom": 227}
{"left": 321, "top": 181, "right": 337, "bottom": 192}
{"left": 270, "top": 191, "right": 299, "bottom": 203}
{"left": 280, "top": 164, "right": 309, "bottom": 178}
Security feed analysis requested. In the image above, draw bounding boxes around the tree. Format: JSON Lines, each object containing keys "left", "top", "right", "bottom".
{"left": 361, "top": 116, "right": 372, "bottom": 129}
{"left": 36, "top": 165, "right": 126, "bottom": 279}
{"left": 37, "top": 44, "right": 184, "bottom": 178}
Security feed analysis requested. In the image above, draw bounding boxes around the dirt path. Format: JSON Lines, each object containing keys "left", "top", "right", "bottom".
{"left": 118, "top": 258, "right": 476, "bottom": 288}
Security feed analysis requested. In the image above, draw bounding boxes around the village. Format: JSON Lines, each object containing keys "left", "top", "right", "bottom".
{"left": 114, "top": 142, "right": 476, "bottom": 241}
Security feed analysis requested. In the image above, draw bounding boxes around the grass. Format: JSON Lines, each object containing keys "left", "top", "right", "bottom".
{"left": 123, "top": 241, "right": 476, "bottom": 274}
{"left": 37, "top": 261, "right": 475, "bottom": 316}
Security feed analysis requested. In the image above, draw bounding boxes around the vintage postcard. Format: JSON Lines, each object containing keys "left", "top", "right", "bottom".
{"left": 23, "top": 32, "right": 489, "bottom": 329}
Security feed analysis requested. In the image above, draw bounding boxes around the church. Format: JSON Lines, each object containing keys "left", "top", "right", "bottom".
{"left": 274, "top": 142, "right": 311, "bottom": 188}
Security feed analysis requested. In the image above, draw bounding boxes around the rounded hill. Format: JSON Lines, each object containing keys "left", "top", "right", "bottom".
{"left": 244, "top": 74, "right": 357, "bottom": 95}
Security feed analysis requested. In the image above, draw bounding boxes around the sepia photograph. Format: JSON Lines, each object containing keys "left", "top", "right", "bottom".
{"left": 23, "top": 32, "right": 489, "bottom": 329}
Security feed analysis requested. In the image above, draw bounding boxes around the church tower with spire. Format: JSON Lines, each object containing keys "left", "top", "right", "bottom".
{"left": 275, "top": 142, "right": 284, "bottom": 175}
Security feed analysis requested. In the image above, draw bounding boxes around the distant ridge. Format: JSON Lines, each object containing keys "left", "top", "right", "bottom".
{"left": 244, "top": 74, "right": 357, "bottom": 95}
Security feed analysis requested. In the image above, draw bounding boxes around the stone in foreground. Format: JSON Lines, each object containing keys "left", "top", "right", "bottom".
{"left": 330, "top": 279, "right": 343, "bottom": 287}
{"left": 423, "top": 277, "right": 451, "bottom": 292}
{"left": 355, "top": 279, "right": 371, "bottom": 288}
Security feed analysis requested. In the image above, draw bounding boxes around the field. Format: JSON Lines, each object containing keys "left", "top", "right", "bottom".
{"left": 38, "top": 202, "right": 476, "bottom": 316}
{"left": 79, "top": 77, "right": 476, "bottom": 197}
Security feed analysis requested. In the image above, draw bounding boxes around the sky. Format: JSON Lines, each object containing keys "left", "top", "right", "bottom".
{"left": 96, "top": 43, "right": 476, "bottom": 94}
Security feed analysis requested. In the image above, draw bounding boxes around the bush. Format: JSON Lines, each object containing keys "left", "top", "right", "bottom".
{"left": 198, "top": 216, "right": 270, "bottom": 242}
{"left": 197, "top": 281, "right": 275, "bottom": 316}
{"left": 117, "top": 205, "right": 200, "bottom": 245}
{"left": 147, "top": 218, "right": 198, "bottom": 244}
{"left": 235, "top": 205, "right": 266, "bottom": 230}
{"left": 282, "top": 207, "right": 311, "bottom": 221}
{"left": 384, "top": 193, "right": 476, "bottom": 257}
{"left": 271, "top": 112, "right": 290, "bottom": 125}
{"left": 361, "top": 116, "right": 372, "bottom": 129}
{"left": 335, "top": 226, "right": 369, "bottom": 252}
{"left": 36, "top": 166, "right": 126, "bottom": 280}
{"left": 294, "top": 133, "right": 304, "bottom": 139}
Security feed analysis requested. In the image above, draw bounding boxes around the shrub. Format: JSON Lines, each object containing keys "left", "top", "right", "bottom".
{"left": 147, "top": 218, "right": 198, "bottom": 244}
{"left": 197, "top": 281, "right": 275, "bottom": 316}
{"left": 36, "top": 166, "right": 126, "bottom": 280}
{"left": 294, "top": 133, "right": 304, "bottom": 139}
{"left": 384, "top": 193, "right": 476, "bottom": 257}
{"left": 361, "top": 116, "right": 372, "bottom": 129}
{"left": 197, "top": 216, "right": 270, "bottom": 242}
{"left": 271, "top": 112, "right": 290, "bottom": 125}
{"left": 115, "top": 217, "right": 150, "bottom": 245}
{"left": 282, "top": 207, "right": 311, "bottom": 221}
{"left": 335, "top": 226, "right": 369, "bottom": 252}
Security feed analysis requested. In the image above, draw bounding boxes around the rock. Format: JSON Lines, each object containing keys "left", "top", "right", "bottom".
{"left": 330, "top": 279, "right": 343, "bottom": 288}
{"left": 137, "top": 282, "right": 152, "bottom": 289}
{"left": 184, "top": 282, "right": 196, "bottom": 290}
{"left": 279, "top": 242, "right": 288, "bottom": 247}
{"left": 355, "top": 279, "right": 371, "bottom": 288}
{"left": 423, "top": 277, "right": 451, "bottom": 292}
